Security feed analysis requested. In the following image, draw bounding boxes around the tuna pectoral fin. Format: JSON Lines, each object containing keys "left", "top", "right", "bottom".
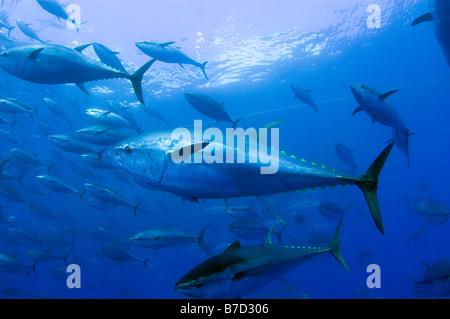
{"left": 356, "top": 142, "right": 395, "bottom": 235}
{"left": 352, "top": 106, "right": 363, "bottom": 115}
{"left": 170, "top": 142, "right": 210, "bottom": 161}
{"left": 412, "top": 13, "right": 433, "bottom": 26}
{"left": 329, "top": 219, "right": 349, "bottom": 271}
{"left": 129, "top": 59, "right": 156, "bottom": 105}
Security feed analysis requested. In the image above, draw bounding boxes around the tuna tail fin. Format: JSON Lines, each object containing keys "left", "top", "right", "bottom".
{"left": 275, "top": 223, "right": 287, "bottom": 245}
{"left": 27, "top": 261, "right": 37, "bottom": 279}
{"left": 7, "top": 26, "right": 15, "bottom": 37}
{"left": 329, "top": 219, "right": 349, "bottom": 271}
{"left": 232, "top": 117, "right": 242, "bottom": 129}
{"left": 198, "top": 226, "right": 207, "bottom": 250}
{"left": 143, "top": 257, "right": 150, "bottom": 269}
{"left": 133, "top": 202, "right": 141, "bottom": 217}
{"left": 97, "top": 148, "right": 107, "bottom": 164}
{"left": 47, "top": 162, "right": 56, "bottom": 175}
{"left": 355, "top": 142, "right": 395, "bottom": 235}
{"left": 0, "top": 157, "right": 10, "bottom": 179}
{"left": 78, "top": 189, "right": 86, "bottom": 203}
{"left": 129, "top": 59, "right": 156, "bottom": 105}
{"left": 200, "top": 61, "right": 209, "bottom": 81}
{"left": 63, "top": 252, "right": 71, "bottom": 266}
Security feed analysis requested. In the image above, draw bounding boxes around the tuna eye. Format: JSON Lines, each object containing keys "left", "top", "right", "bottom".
{"left": 124, "top": 145, "right": 132, "bottom": 154}
{"left": 194, "top": 281, "right": 203, "bottom": 288}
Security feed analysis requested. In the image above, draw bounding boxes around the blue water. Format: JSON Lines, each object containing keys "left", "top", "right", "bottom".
{"left": 0, "top": 0, "right": 449, "bottom": 299}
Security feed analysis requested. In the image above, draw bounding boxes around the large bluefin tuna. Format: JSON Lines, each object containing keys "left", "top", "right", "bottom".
{"left": 110, "top": 129, "right": 395, "bottom": 234}
{"left": 175, "top": 221, "right": 348, "bottom": 298}
{"left": 0, "top": 44, "right": 155, "bottom": 104}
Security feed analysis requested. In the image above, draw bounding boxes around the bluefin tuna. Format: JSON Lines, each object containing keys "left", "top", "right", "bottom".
{"left": 0, "top": 253, "right": 36, "bottom": 278}
{"left": 129, "top": 227, "right": 207, "bottom": 250}
{"left": 48, "top": 134, "right": 104, "bottom": 155}
{"left": 291, "top": 85, "right": 317, "bottom": 112}
{"left": 75, "top": 126, "right": 130, "bottom": 146}
{"left": 16, "top": 19, "right": 47, "bottom": 43}
{"left": 135, "top": 40, "right": 208, "bottom": 80}
{"left": 36, "top": 0, "right": 70, "bottom": 22}
{"left": 0, "top": 44, "right": 155, "bottom": 104}
{"left": 350, "top": 84, "right": 409, "bottom": 133}
{"left": 76, "top": 42, "right": 128, "bottom": 74}
{"left": 335, "top": 144, "right": 357, "bottom": 171}
{"left": 175, "top": 221, "right": 348, "bottom": 298}
{"left": 0, "top": 98, "right": 35, "bottom": 118}
{"left": 414, "top": 259, "right": 450, "bottom": 298}
{"left": 85, "top": 109, "right": 140, "bottom": 132}
{"left": 412, "top": 0, "right": 450, "bottom": 68}
{"left": 184, "top": 92, "right": 241, "bottom": 128}
{"left": 110, "top": 130, "right": 395, "bottom": 234}
{"left": 84, "top": 183, "right": 140, "bottom": 216}
{"left": 36, "top": 175, "right": 85, "bottom": 201}
{"left": 102, "top": 244, "right": 149, "bottom": 267}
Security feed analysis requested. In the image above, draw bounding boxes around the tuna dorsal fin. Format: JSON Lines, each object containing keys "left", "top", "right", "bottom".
{"left": 379, "top": 90, "right": 398, "bottom": 100}
{"left": 225, "top": 240, "right": 241, "bottom": 252}
{"left": 264, "top": 225, "right": 275, "bottom": 245}
{"left": 352, "top": 106, "right": 363, "bottom": 115}
{"left": 412, "top": 13, "right": 433, "bottom": 26}
{"left": 28, "top": 48, "right": 44, "bottom": 60}
{"left": 160, "top": 41, "right": 175, "bottom": 47}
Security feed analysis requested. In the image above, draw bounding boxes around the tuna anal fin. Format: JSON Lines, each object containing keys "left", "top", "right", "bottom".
{"left": 76, "top": 83, "right": 90, "bottom": 96}
{"left": 412, "top": 13, "right": 433, "bottom": 26}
